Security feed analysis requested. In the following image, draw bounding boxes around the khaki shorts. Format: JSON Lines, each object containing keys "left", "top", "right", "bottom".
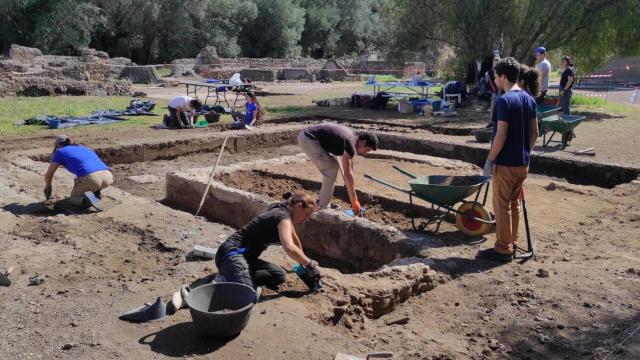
{"left": 71, "top": 170, "right": 114, "bottom": 197}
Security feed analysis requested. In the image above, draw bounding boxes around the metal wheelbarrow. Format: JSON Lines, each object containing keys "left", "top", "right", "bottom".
{"left": 364, "top": 166, "right": 494, "bottom": 236}
{"left": 540, "top": 114, "right": 585, "bottom": 148}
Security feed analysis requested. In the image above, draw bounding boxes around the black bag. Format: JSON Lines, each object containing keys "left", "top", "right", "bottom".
{"left": 369, "top": 92, "right": 390, "bottom": 110}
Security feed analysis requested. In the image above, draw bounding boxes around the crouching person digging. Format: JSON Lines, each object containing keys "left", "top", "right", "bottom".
{"left": 214, "top": 191, "right": 321, "bottom": 291}
{"left": 44, "top": 135, "right": 113, "bottom": 211}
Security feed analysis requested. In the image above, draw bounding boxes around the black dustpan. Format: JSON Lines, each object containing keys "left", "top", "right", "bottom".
{"left": 0, "top": 272, "right": 10, "bottom": 287}
{"left": 119, "top": 297, "right": 166, "bottom": 323}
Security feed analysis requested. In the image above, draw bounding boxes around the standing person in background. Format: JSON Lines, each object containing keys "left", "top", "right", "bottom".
{"left": 166, "top": 96, "right": 202, "bottom": 129}
{"left": 487, "top": 55, "right": 501, "bottom": 122}
{"left": 533, "top": 47, "right": 551, "bottom": 105}
{"left": 479, "top": 57, "right": 538, "bottom": 263}
{"left": 559, "top": 55, "right": 575, "bottom": 115}
{"left": 518, "top": 65, "right": 540, "bottom": 99}
{"left": 559, "top": 55, "right": 576, "bottom": 143}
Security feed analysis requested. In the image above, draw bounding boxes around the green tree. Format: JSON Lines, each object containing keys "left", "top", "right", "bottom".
{"left": 240, "top": 0, "right": 306, "bottom": 57}
{"left": 33, "top": 0, "right": 103, "bottom": 54}
{"left": 299, "top": 0, "right": 341, "bottom": 58}
{"left": 388, "top": 0, "right": 640, "bottom": 74}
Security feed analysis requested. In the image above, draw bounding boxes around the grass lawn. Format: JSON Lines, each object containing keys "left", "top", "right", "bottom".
{"left": 0, "top": 96, "right": 163, "bottom": 137}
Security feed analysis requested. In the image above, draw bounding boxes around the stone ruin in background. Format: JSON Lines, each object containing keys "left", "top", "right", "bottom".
{"left": 174, "top": 46, "right": 428, "bottom": 83}
{"left": 0, "top": 44, "right": 144, "bottom": 97}
{"left": 0, "top": 44, "right": 432, "bottom": 98}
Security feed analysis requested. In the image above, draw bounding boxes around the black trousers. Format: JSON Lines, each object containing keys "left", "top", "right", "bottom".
{"left": 215, "top": 255, "right": 286, "bottom": 289}
{"left": 536, "top": 90, "right": 547, "bottom": 105}
{"left": 167, "top": 107, "right": 189, "bottom": 128}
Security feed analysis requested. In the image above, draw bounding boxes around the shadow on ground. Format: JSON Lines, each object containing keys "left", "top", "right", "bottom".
{"left": 503, "top": 312, "right": 640, "bottom": 359}
{"left": 139, "top": 322, "right": 235, "bottom": 357}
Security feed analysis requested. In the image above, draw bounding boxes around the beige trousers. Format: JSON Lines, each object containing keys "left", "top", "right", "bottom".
{"left": 69, "top": 170, "right": 113, "bottom": 205}
{"left": 297, "top": 131, "right": 339, "bottom": 208}
{"left": 492, "top": 165, "right": 528, "bottom": 254}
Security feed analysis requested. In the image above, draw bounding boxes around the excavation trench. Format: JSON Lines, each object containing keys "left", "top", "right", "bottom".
{"left": 30, "top": 119, "right": 638, "bottom": 188}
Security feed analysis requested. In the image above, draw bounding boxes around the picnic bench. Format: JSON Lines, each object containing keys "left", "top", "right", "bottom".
{"left": 365, "top": 81, "right": 441, "bottom": 100}
{"left": 180, "top": 80, "right": 251, "bottom": 108}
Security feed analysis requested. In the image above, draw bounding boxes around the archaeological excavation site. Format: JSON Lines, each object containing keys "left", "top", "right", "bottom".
{"left": 3, "top": 107, "right": 638, "bottom": 359}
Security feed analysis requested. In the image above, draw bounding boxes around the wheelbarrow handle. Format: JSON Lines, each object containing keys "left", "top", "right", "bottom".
{"left": 392, "top": 165, "right": 418, "bottom": 179}
{"left": 364, "top": 174, "right": 412, "bottom": 194}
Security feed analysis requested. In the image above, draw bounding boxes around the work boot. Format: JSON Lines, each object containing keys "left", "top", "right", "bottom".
{"left": 82, "top": 191, "right": 103, "bottom": 211}
{"left": 476, "top": 248, "right": 512, "bottom": 263}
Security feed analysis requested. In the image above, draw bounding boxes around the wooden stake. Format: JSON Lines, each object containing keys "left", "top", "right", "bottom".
{"left": 194, "top": 135, "right": 229, "bottom": 217}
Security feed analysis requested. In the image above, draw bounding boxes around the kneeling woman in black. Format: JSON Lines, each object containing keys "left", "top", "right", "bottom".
{"left": 214, "top": 191, "right": 320, "bottom": 289}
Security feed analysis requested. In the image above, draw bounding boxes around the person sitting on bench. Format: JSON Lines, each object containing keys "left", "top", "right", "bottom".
{"left": 166, "top": 96, "right": 202, "bottom": 129}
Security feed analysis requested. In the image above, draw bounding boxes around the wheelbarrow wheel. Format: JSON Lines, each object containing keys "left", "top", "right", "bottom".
{"left": 455, "top": 201, "right": 492, "bottom": 237}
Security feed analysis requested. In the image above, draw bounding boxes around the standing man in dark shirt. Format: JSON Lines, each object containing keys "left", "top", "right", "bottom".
{"left": 559, "top": 55, "right": 575, "bottom": 115}
{"left": 297, "top": 123, "right": 378, "bottom": 212}
{"left": 479, "top": 57, "right": 538, "bottom": 263}
{"left": 214, "top": 192, "right": 319, "bottom": 290}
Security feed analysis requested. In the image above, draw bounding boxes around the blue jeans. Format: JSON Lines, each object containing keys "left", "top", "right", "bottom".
{"left": 559, "top": 90, "right": 572, "bottom": 115}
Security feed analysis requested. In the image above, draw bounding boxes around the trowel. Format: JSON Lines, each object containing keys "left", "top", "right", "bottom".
{"left": 334, "top": 352, "right": 393, "bottom": 360}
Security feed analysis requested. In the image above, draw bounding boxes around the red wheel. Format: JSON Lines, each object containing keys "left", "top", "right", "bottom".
{"left": 455, "top": 202, "right": 492, "bottom": 236}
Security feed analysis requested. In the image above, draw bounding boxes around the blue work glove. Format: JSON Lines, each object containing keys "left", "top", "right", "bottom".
{"left": 483, "top": 159, "right": 494, "bottom": 178}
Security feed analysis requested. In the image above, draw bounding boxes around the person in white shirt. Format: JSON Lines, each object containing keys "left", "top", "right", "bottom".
{"left": 166, "top": 96, "right": 202, "bottom": 129}
{"left": 533, "top": 47, "right": 552, "bottom": 105}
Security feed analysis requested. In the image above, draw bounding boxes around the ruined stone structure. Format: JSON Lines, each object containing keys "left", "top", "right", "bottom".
{"left": 1, "top": 44, "right": 132, "bottom": 97}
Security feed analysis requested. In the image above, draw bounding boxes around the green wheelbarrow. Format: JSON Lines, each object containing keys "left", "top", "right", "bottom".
{"left": 536, "top": 104, "right": 560, "bottom": 135}
{"left": 540, "top": 114, "right": 585, "bottom": 148}
{"left": 364, "top": 166, "right": 494, "bottom": 236}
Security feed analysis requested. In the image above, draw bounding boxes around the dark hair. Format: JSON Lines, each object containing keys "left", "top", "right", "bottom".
{"left": 282, "top": 191, "right": 316, "bottom": 210}
{"left": 246, "top": 92, "right": 257, "bottom": 101}
{"left": 357, "top": 132, "right": 378, "bottom": 150}
{"left": 494, "top": 57, "right": 521, "bottom": 83}
{"left": 519, "top": 65, "right": 540, "bottom": 97}
{"left": 190, "top": 99, "right": 202, "bottom": 111}
{"left": 561, "top": 55, "right": 573, "bottom": 66}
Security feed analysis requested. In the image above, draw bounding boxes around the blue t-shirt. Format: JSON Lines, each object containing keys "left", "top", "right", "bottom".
{"left": 492, "top": 90, "right": 536, "bottom": 166}
{"left": 52, "top": 145, "right": 110, "bottom": 177}
{"left": 244, "top": 102, "right": 258, "bottom": 125}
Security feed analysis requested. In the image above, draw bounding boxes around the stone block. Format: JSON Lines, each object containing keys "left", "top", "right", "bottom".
{"left": 278, "top": 68, "right": 314, "bottom": 81}
{"left": 9, "top": 44, "right": 42, "bottom": 62}
{"left": 240, "top": 69, "right": 276, "bottom": 82}
{"left": 119, "top": 65, "right": 160, "bottom": 84}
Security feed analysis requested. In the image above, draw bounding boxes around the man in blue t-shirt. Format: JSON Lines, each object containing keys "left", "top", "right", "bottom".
{"left": 479, "top": 57, "right": 538, "bottom": 263}
{"left": 44, "top": 135, "right": 113, "bottom": 211}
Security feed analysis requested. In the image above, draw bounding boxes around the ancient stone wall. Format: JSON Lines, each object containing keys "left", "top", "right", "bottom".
{"left": 119, "top": 65, "right": 160, "bottom": 84}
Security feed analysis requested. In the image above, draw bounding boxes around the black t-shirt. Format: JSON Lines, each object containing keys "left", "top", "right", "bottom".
{"left": 560, "top": 67, "right": 576, "bottom": 90}
{"left": 303, "top": 123, "right": 357, "bottom": 157}
{"left": 216, "top": 202, "right": 291, "bottom": 263}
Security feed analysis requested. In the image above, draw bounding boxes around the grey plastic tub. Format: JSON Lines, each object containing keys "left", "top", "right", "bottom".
{"left": 183, "top": 282, "right": 262, "bottom": 338}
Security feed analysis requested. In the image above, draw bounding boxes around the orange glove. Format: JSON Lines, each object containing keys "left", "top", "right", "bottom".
{"left": 351, "top": 198, "right": 362, "bottom": 213}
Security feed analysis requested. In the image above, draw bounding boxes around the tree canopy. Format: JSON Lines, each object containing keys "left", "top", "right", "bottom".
{"left": 0, "top": 0, "right": 638, "bottom": 73}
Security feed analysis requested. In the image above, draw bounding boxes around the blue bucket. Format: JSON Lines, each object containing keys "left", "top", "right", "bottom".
{"left": 48, "top": 119, "right": 61, "bottom": 129}
{"left": 409, "top": 99, "right": 429, "bottom": 113}
{"left": 431, "top": 100, "right": 442, "bottom": 111}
